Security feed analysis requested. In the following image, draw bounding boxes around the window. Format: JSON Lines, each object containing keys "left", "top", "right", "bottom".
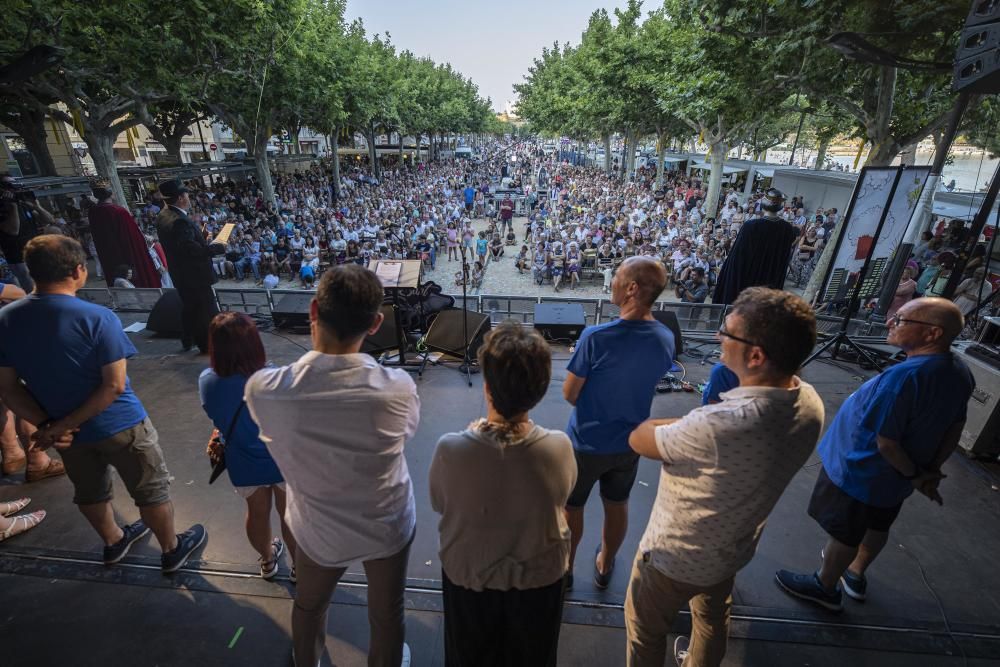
{"left": 2, "top": 134, "right": 40, "bottom": 177}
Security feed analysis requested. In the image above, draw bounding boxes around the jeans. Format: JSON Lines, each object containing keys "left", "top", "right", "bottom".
{"left": 234, "top": 257, "right": 260, "bottom": 281}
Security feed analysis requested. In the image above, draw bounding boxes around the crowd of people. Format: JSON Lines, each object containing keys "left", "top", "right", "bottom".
{"left": 0, "top": 228, "right": 976, "bottom": 667}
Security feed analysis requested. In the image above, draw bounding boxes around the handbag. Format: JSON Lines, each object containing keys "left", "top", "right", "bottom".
{"left": 206, "top": 401, "right": 245, "bottom": 484}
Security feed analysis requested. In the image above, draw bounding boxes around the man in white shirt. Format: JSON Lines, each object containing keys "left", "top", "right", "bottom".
{"left": 626, "top": 288, "right": 824, "bottom": 667}
{"left": 246, "top": 264, "right": 419, "bottom": 667}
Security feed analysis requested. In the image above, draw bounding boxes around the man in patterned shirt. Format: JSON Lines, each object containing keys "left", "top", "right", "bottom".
{"left": 626, "top": 288, "right": 825, "bottom": 667}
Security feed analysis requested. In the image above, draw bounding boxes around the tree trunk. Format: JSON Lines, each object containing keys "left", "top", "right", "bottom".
{"left": 415, "top": 133, "right": 422, "bottom": 163}
{"left": 161, "top": 132, "right": 185, "bottom": 163}
{"left": 603, "top": 134, "right": 611, "bottom": 175}
{"left": 398, "top": 130, "right": 404, "bottom": 166}
{"left": 251, "top": 134, "right": 275, "bottom": 205}
{"left": 366, "top": 125, "right": 377, "bottom": 174}
{"left": 655, "top": 129, "right": 666, "bottom": 190}
{"left": 3, "top": 108, "right": 59, "bottom": 177}
{"left": 814, "top": 136, "right": 831, "bottom": 170}
{"left": 898, "top": 146, "right": 917, "bottom": 166}
{"left": 87, "top": 131, "right": 127, "bottom": 207}
{"left": 862, "top": 66, "right": 899, "bottom": 167}
{"left": 331, "top": 126, "right": 341, "bottom": 200}
{"left": 704, "top": 140, "right": 728, "bottom": 219}
{"left": 803, "top": 217, "right": 844, "bottom": 304}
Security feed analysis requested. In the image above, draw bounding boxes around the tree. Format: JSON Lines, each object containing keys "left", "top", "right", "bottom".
{"left": 648, "top": 4, "right": 787, "bottom": 216}
{"left": 0, "top": 93, "right": 59, "bottom": 176}
{"left": 690, "top": 0, "right": 975, "bottom": 167}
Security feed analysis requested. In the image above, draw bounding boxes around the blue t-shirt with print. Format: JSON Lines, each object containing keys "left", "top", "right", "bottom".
{"left": 0, "top": 294, "right": 147, "bottom": 443}
{"left": 702, "top": 363, "right": 739, "bottom": 405}
{"left": 818, "top": 353, "right": 974, "bottom": 508}
{"left": 566, "top": 318, "right": 675, "bottom": 454}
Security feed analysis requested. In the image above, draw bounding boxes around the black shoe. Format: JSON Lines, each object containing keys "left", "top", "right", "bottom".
{"left": 841, "top": 569, "right": 868, "bottom": 601}
{"left": 774, "top": 570, "right": 843, "bottom": 611}
{"left": 180, "top": 342, "right": 194, "bottom": 353}
{"left": 162, "top": 524, "right": 207, "bottom": 574}
{"left": 103, "top": 520, "right": 150, "bottom": 565}
{"left": 594, "top": 546, "right": 614, "bottom": 590}
{"left": 564, "top": 571, "right": 574, "bottom": 591}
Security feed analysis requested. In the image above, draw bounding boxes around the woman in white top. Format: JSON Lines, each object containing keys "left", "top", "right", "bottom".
{"left": 430, "top": 321, "right": 576, "bottom": 667}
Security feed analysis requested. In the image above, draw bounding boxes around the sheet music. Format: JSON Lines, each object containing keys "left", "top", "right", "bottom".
{"left": 213, "top": 223, "right": 236, "bottom": 246}
{"left": 374, "top": 261, "right": 403, "bottom": 287}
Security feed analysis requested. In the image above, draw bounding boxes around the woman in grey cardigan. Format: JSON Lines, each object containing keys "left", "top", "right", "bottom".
{"left": 429, "top": 321, "right": 577, "bottom": 667}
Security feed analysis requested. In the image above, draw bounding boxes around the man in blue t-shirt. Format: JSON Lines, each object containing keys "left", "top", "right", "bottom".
{"left": 463, "top": 185, "right": 476, "bottom": 216}
{"left": 701, "top": 362, "right": 739, "bottom": 405}
{"left": 563, "top": 256, "right": 674, "bottom": 590}
{"left": 777, "top": 297, "right": 974, "bottom": 611}
{"left": 0, "top": 235, "right": 206, "bottom": 573}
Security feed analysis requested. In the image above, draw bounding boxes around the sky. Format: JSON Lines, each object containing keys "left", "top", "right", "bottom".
{"left": 345, "top": 0, "right": 634, "bottom": 113}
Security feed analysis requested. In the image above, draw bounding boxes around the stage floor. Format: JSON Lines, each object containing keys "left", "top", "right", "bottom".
{"left": 2, "top": 320, "right": 999, "bottom": 666}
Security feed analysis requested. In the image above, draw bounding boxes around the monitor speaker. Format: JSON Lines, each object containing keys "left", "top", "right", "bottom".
{"left": 146, "top": 289, "right": 183, "bottom": 337}
{"left": 534, "top": 302, "right": 586, "bottom": 342}
{"left": 652, "top": 310, "right": 684, "bottom": 356}
{"left": 424, "top": 308, "right": 492, "bottom": 358}
{"left": 272, "top": 293, "right": 313, "bottom": 331}
{"left": 954, "top": 0, "right": 1000, "bottom": 93}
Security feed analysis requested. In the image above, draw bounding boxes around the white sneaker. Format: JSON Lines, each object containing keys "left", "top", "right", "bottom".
{"left": 401, "top": 643, "right": 411, "bottom": 667}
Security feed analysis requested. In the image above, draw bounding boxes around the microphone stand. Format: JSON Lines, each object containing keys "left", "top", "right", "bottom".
{"left": 457, "top": 244, "right": 477, "bottom": 386}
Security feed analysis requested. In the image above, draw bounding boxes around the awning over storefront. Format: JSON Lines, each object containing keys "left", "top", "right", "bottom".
{"left": 691, "top": 161, "right": 746, "bottom": 175}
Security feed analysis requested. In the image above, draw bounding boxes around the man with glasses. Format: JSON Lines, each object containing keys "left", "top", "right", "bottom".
{"left": 776, "top": 297, "right": 973, "bottom": 612}
{"left": 626, "top": 288, "right": 824, "bottom": 667}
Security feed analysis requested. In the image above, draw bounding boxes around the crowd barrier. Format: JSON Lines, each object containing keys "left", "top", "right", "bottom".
{"left": 77, "top": 286, "right": 890, "bottom": 342}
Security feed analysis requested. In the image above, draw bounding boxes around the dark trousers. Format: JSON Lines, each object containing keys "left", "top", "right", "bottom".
{"left": 176, "top": 284, "right": 218, "bottom": 351}
{"left": 442, "top": 569, "right": 565, "bottom": 667}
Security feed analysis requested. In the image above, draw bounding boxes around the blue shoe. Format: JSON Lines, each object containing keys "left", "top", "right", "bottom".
{"left": 103, "top": 520, "right": 150, "bottom": 565}
{"left": 841, "top": 569, "right": 868, "bottom": 601}
{"left": 161, "top": 523, "right": 207, "bottom": 574}
{"left": 775, "top": 570, "right": 843, "bottom": 612}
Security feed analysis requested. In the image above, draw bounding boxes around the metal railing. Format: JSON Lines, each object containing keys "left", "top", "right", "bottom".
{"left": 77, "top": 286, "right": 888, "bottom": 339}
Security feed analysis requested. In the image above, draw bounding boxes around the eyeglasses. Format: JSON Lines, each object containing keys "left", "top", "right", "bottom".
{"left": 890, "top": 314, "right": 942, "bottom": 329}
{"left": 717, "top": 323, "right": 764, "bottom": 351}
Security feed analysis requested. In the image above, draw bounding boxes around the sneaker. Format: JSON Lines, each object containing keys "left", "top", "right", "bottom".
{"left": 401, "top": 643, "right": 411, "bottom": 667}
{"left": 259, "top": 538, "right": 284, "bottom": 579}
{"left": 774, "top": 570, "right": 843, "bottom": 612}
{"left": 674, "top": 635, "right": 690, "bottom": 666}
{"left": 841, "top": 569, "right": 868, "bottom": 601}
{"left": 103, "top": 520, "right": 150, "bottom": 565}
{"left": 162, "top": 524, "right": 207, "bottom": 574}
{"left": 289, "top": 566, "right": 296, "bottom": 584}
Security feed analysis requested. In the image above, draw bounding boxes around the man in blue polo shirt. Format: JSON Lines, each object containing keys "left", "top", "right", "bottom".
{"left": 776, "top": 297, "right": 973, "bottom": 611}
{"left": 563, "top": 256, "right": 674, "bottom": 590}
{"left": 0, "top": 235, "right": 206, "bottom": 573}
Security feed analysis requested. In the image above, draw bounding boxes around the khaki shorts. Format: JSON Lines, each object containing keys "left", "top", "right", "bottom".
{"left": 57, "top": 417, "right": 171, "bottom": 507}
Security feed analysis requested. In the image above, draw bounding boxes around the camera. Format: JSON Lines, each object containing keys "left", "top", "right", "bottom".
{"left": 0, "top": 179, "right": 33, "bottom": 203}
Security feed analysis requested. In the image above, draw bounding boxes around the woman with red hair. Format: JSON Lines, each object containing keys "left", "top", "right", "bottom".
{"left": 199, "top": 312, "right": 295, "bottom": 579}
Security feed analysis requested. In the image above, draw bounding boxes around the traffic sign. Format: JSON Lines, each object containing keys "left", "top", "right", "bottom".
{"left": 209, "top": 143, "right": 218, "bottom": 151}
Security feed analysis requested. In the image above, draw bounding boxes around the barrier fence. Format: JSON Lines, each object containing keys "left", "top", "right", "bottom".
{"left": 77, "top": 286, "right": 890, "bottom": 341}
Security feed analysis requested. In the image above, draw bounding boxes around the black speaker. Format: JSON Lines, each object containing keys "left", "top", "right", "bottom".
{"left": 954, "top": 0, "right": 1000, "bottom": 93}
{"left": 652, "top": 310, "right": 684, "bottom": 356}
{"left": 534, "top": 302, "right": 586, "bottom": 342}
{"left": 146, "top": 289, "right": 183, "bottom": 337}
{"left": 424, "top": 308, "right": 492, "bottom": 358}
{"left": 362, "top": 304, "right": 398, "bottom": 355}
{"left": 272, "top": 293, "right": 313, "bottom": 331}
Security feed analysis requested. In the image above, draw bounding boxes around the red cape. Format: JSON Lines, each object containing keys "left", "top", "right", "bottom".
{"left": 89, "top": 202, "right": 161, "bottom": 288}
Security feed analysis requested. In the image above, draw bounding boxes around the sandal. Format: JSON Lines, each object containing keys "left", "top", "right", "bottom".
{"left": 0, "top": 510, "right": 46, "bottom": 542}
{"left": 25, "top": 459, "right": 66, "bottom": 483}
{"left": 0, "top": 497, "right": 30, "bottom": 517}
{"left": 259, "top": 538, "right": 284, "bottom": 579}
{"left": 2, "top": 451, "right": 27, "bottom": 476}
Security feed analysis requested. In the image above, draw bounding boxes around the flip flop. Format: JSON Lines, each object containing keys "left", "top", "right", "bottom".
{"left": 0, "top": 497, "right": 30, "bottom": 517}
{"left": 0, "top": 510, "right": 46, "bottom": 542}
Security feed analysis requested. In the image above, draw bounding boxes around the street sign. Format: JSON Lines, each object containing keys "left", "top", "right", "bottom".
{"left": 209, "top": 143, "right": 218, "bottom": 151}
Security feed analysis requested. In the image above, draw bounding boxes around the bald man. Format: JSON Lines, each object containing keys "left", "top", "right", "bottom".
{"left": 776, "top": 298, "right": 974, "bottom": 612}
{"left": 562, "top": 257, "right": 675, "bottom": 590}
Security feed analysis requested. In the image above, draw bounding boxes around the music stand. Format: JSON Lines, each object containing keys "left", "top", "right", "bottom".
{"left": 803, "top": 167, "right": 905, "bottom": 370}
{"left": 368, "top": 259, "right": 422, "bottom": 368}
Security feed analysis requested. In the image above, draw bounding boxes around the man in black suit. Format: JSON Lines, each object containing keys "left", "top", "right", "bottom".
{"left": 154, "top": 179, "right": 225, "bottom": 352}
